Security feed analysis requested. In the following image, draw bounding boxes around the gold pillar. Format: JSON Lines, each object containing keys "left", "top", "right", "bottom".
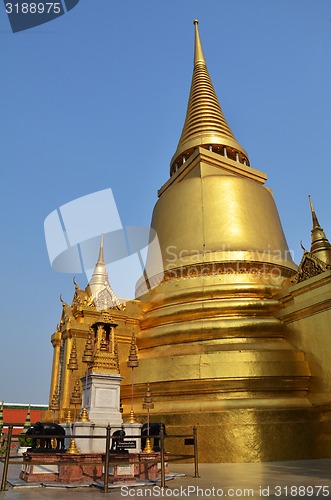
{"left": 49, "top": 331, "right": 62, "bottom": 407}
{"left": 60, "top": 332, "right": 72, "bottom": 411}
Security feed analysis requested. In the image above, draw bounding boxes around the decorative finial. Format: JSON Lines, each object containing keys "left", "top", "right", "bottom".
{"left": 78, "top": 407, "right": 89, "bottom": 422}
{"left": 67, "top": 437, "right": 79, "bottom": 454}
{"left": 127, "top": 331, "right": 139, "bottom": 368}
{"left": 70, "top": 377, "right": 82, "bottom": 406}
{"left": 114, "top": 342, "right": 120, "bottom": 373}
{"left": 300, "top": 241, "right": 307, "bottom": 252}
{"left": 193, "top": 18, "right": 205, "bottom": 66}
{"left": 143, "top": 382, "right": 154, "bottom": 410}
{"left": 67, "top": 336, "right": 79, "bottom": 371}
{"left": 50, "top": 385, "right": 60, "bottom": 410}
{"left": 142, "top": 383, "right": 154, "bottom": 454}
{"left": 82, "top": 331, "right": 94, "bottom": 364}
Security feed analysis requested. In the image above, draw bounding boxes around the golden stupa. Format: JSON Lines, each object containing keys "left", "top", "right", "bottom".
{"left": 47, "top": 21, "right": 331, "bottom": 462}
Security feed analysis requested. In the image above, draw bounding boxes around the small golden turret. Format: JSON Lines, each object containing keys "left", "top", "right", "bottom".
{"left": 309, "top": 195, "right": 331, "bottom": 266}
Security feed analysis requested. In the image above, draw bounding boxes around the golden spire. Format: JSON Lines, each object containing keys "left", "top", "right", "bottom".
{"left": 308, "top": 195, "right": 331, "bottom": 266}
{"left": 170, "top": 20, "right": 249, "bottom": 175}
{"left": 87, "top": 235, "right": 122, "bottom": 310}
{"left": 88, "top": 234, "right": 107, "bottom": 288}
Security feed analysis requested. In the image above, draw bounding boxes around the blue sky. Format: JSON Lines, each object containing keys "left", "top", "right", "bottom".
{"left": 1, "top": 0, "right": 331, "bottom": 404}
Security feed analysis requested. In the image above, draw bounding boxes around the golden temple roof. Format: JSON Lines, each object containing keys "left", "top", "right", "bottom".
{"left": 170, "top": 20, "right": 249, "bottom": 175}
{"left": 309, "top": 195, "right": 331, "bottom": 266}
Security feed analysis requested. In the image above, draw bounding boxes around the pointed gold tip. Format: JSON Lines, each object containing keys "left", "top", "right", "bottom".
{"left": 194, "top": 19, "right": 205, "bottom": 65}
{"left": 169, "top": 20, "right": 249, "bottom": 174}
{"left": 308, "top": 195, "right": 319, "bottom": 228}
{"left": 308, "top": 194, "right": 314, "bottom": 211}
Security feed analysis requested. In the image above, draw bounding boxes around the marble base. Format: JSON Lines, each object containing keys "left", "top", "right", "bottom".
{"left": 65, "top": 421, "right": 143, "bottom": 455}
{"left": 82, "top": 372, "right": 123, "bottom": 427}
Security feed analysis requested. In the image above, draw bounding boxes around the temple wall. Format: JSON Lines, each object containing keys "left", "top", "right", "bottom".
{"left": 277, "top": 271, "right": 331, "bottom": 399}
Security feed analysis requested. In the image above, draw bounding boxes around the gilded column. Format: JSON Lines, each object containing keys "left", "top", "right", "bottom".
{"left": 49, "top": 330, "right": 62, "bottom": 407}
{"left": 60, "top": 332, "right": 72, "bottom": 412}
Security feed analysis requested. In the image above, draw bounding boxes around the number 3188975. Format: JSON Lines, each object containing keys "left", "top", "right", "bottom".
{"left": 6, "top": 3, "right": 62, "bottom": 14}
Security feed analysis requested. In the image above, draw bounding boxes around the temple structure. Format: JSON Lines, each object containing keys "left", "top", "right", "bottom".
{"left": 47, "top": 21, "right": 331, "bottom": 462}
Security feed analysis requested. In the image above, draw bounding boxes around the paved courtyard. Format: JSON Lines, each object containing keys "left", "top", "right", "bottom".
{"left": 1, "top": 459, "right": 331, "bottom": 499}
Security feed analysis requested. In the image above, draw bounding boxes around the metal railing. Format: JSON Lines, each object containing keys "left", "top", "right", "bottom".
{"left": 0, "top": 423, "right": 199, "bottom": 492}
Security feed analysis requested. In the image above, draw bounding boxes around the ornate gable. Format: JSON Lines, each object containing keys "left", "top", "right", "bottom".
{"left": 293, "top": 251, "right": 330, "bottom": 284}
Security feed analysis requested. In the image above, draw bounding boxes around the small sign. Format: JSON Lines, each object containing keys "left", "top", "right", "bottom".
{"left": 184, "top": 438, "right": 194, "bottom": 446}
{"left": 117, "top": 465, "right": 133, "bottom": 476}
{"left": 117, "top": 440, "right": 137, "bottom": 449}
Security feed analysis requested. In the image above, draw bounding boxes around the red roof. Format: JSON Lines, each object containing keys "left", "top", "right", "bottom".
{"left": 2, "top": 405, "right": 47, "bottom": 435}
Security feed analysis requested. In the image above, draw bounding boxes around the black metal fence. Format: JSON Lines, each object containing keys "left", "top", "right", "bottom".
{"left": 0, "top": 423, "right": 199, "bottom": 493}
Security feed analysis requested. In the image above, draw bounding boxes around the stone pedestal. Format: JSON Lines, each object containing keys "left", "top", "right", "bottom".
{"left": 82, "top": 371, "right": 123, "bottom": 426}
{"left": 19, "top": 451, "right": 169, "bottom": 484}
{"left": 20, "top": 452, "right": 103, "bottom": 483}
{"left": 70, "top": 421, "right": 143, "bottom": 455}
